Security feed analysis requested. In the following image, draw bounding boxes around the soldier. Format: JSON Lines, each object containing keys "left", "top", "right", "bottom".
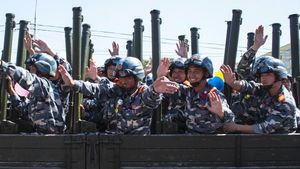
{"left": 23, "top": 32, "right": 71, "bottom": 129}
{"left": 231, "top": 25, "right": 268, "bottom": 125}
{"left": 1, "top": 53, "right": 65, "bottom": 134}
{"left": 59, "top": 56, "right": 178, "bottom": 135}
{"left": 158, "top": 56, "right": 235, "bottom": 134}
{"left": 222, "top": 56, "right": 298, "bottom": 133}
{"left": 104, "top": 41, "right": 123, "bottom": 82}
{"left": 81, "top": 59, "right": 111, "bottom": 131}
{"left": 81, "top": 42, "right": 122, "bottom": 131}
{"left": 162, "top": 57, "right": 188, "bottom": 134}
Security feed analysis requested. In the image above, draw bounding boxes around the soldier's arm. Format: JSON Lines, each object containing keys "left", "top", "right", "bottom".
{"left": 253, "top": 101, "right": 297, "bottom": 134}
{"left": 219, "top": 92, "right": 235, "bottom": 122}
{"left": 236, "top": 48, "right": 257, "bottom": 80}
{"left": 224, "top": 122, "right": 255, "bottom": 133}
{"left": 141, "top": 76, "right": 179, "bottom": 108}
{"left": 141, "top": 85, "right": 163, "bottom": 109}
{"left": 237, "top": 25, "right": 268, "bottom": 80}
{"left": 9, "top": 94, "right": 29, "bottom": 118}
{"left": 72, "top": 80, "right": 111, "bottom": 99}
{"left": 82, "top": 98, "right": 104, "bottom": 123}
{"left": 0, "top": 60, "right": 49, "bottom": 96}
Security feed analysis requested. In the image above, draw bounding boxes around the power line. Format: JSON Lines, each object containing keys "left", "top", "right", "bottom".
{"left": 25, "top": 23, "right": 253, "bottom": 48}
{"left": 5, "top": 22, "right": 273, "bottom": 51}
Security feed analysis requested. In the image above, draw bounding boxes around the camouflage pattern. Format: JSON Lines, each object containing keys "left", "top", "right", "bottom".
{"left": 72, "top": 80, "right": 162, "bottom": 135}
{"left": 236, "top": 47, "right": 257, "bottom": 81}
{"left": 162, "top": 82, "right": 188, "bottom": 134}
{"left": 52, "top": 55, "right": 72, "bottom": 119}
{"left": 81, "top": 77, "right": 111, "bottom": 131}
{"left": 9, "top": 95, "right": 33, "bottom": 132}
{"left": 172, "top": 83, "right": 235, "bottom": 134}
{"left": 232, "top": 48, "right": 264, "bottom": 124}
{"left": 240, "top": 80, "right": 298, "bottom": 133}
{"left": 0, "top": 60, "right": 65, "bottom": 134}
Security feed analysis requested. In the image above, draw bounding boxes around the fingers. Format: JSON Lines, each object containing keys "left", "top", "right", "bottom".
{"left": 58, "top": 65, "right": 68, "bottom": 75}
{"left": 220, "top": 64, "right": 232, "bottom": 74}
{"left": 108, "top": 49, "right": 113, "bottom": 56}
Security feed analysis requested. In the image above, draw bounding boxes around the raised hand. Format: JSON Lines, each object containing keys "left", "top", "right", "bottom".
{"left": 24, "top": 31, "right": 35, "bottom": 55}
{"left": 32, "top": 39, "right": 55, "bottom": 57}
{"left": 152, "top": 76, "right": 178, "bottom": 94}
{"left": 157, "top": 58, "right": 170, "bottom": 78}
{"left": 175, "top": 40, "right": 188, "bottom": 58}
{"left": 252, "top": 25, "right": 268, "bottom": 51}
{"left": 85, "top": 58, "right": 98, "bottom": 81}
{"left": 58, "top": 65, "right": 75, "bottom": 86}
{"left": 220, "top": 65, "right": 236, "bottom": 87}
{"left": 108, "top": 41, "right": 119, "bottom": 56}
{"left": 204, "top": 90, "right": 224, "bottom": 119}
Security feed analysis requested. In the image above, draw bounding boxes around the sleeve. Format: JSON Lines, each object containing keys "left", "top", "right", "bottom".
{"left": 140, "top": 85, "right": 163, "bottom": 109}
{"left": 218, "top": 91, "right": 235, "bottom": 123}
{"left": 9, "top": 94, "right": 29, "bottom": 118}
{"left": 237, "top": 48, "right": 257, "bottom": 80}
{"left": 239, "top": 80, "right": 264, "bottom": 95}
{"left": 1, "top": 61, "right": 50, "bottom": 98}
{"left": 72, "top": 80, "right": 111, "bottom": 98}
{"left": 253, "top": 101, "right": 297, "bottom": 134}
{"left": 82, "top": 98, "right": 104, "bottom": 123}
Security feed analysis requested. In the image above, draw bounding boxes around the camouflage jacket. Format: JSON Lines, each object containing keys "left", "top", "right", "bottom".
{"left": 72, "top": 80, "right": 162, "bottom": 135}
{"left": 81, "top": 77, "right": 111, "bottom": 131}
{"left": 1, "top": 61, "right": 65, "bottom": 134}
{"left": 240, "top": 80, "right": 298, "bottom": 133}
{"left": 173, "top": 83, "right": 235, "bottom": 134}
{"left": 237, "top": 47, "right": 257, "bottom": 81}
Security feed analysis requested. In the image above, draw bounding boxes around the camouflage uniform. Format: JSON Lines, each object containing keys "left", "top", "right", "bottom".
{"left": 81, "top": 77, "right": 111, "bottom": 131}
{"left": 162, "top": 58, "right": 188, "bottom": 134}
{"left": 72, "top": 80, "right": 161, "bottom": 135}
{"left": 236, "top": 48, "right": 257, "bottom": 81}
{"left": 162, "top": 88, "right": 187, "bottom": 134}
{"left": 72, "top": 57, "right": 161, "bottom": 135}
{"left": 232, "top": 48, "right": 265, "bottom": 124}
{"left": 52, "top": 55, "right": 72, "bottom": 116}
{"left": 1, "top": 59, "right": 65, "bottom": 134}
{"left": 176, "top": 84, "right": 234, "bottom": 134}
{"left": 239, "top": 80, "right": 298, "bottom": 133}
{"left": 170, "top": 56, "right": 234, "bottom": 134}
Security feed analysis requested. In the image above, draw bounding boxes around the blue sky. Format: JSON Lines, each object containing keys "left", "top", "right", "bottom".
{"left": 0, "top": 0, "right": 299, "bottom": 71}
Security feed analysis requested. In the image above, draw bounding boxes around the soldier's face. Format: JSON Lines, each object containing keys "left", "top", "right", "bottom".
{"left": 107, "top": 65, "right": 116, "bottom": 80}
{"left": 260, "top": 72, "right": 276, "bottom": 86}
{"left": 29, "top": 65, "right": 37, "bottom": 74}
{"left": 118, "top": 76, "right": 137, "bottom": 89}
{"left": 170, "top": 68, "right": 186, "bottom": 83}
{"left": 187, "top": 66, "right": 204, "bottom": 84}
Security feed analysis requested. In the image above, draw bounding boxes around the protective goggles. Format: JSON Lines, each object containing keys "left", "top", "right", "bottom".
{"left": 184, "top": 58, "right": 203, "bottom": 67}
{"left": 25, "top": 57, "right": 37, "bottom": 66}
{"left": 171, "top": 60, "right": 185, "bottom": 69}
{"left": 115, "top": 69, "right": 135, "bottom": 78}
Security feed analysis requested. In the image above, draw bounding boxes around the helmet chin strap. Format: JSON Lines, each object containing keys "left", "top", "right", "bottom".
{"left": 190, "top": 72, "right": 208, "bottom": 88}
{"left": 262, "top": 75, "right": 281, "bottom": 91}
{"left": 120, "top": 78, "right": 139, "bottom": 96}
{"left": 191, "top": 76, "right": 207, "bottom": 88}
